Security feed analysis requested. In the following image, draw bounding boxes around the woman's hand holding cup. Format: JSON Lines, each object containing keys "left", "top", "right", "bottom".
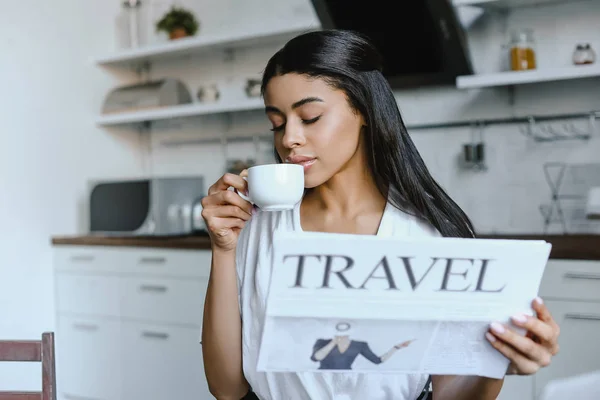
{"left": 201, "top": 171, "right": 253, "bottom": 253}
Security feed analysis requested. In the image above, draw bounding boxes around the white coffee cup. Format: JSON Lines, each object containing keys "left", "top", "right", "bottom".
{"left": 237, "top": 164, "right": 304, "bottom": 211}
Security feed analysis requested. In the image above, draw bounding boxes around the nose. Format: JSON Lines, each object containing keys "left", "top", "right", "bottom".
{"left": 280, "top": 122, "right": 306, "bottom": 149}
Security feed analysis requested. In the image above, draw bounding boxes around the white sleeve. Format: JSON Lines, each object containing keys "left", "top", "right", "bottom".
{"left": 410, "top": 216, "right": 442, "bottom": 238}
{"left": 235, "top": 216, "right": 254, "bottom": 317}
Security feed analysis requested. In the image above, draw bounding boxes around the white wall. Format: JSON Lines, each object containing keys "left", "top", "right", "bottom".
{"left": 1, "top": 0, "right": 600, "bottom": 391}
{"left": 0, "top": 0, "right": 145, "bottom": 390}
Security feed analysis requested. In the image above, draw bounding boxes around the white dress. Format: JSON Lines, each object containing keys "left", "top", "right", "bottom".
{"left": 235, "top": 200, "right": 439, "bottom": 400}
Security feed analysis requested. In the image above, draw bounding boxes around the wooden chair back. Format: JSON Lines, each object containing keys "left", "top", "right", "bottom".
{"left": 0, "top": 332, "right": 56, "bottom": 400}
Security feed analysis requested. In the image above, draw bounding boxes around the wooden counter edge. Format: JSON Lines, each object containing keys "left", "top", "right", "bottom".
{"left": 477, "top": 234, "right": 600, "bottom": 261}
{"left": 51, "top": 235, "right": 212, "bottom": 250}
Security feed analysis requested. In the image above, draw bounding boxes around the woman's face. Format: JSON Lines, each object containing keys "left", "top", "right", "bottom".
{"left": 263, "top": 73, "right": 366, "bottom": 188}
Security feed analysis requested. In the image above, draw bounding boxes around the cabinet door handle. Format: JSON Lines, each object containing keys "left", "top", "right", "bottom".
{"left": 565, "top": 313, "right": 600, "bottom": 321}
{"left": 72, "top": 323, "right": 99, "bottom": 332}
{"left": 142, "top": 331, "right": 169, "bottom": 340}
{"left": 139, "top": 256, "right": 166, "bottom": 264}
{"left": 139, "top": 284, "right": 168, "bottom": 293}
{"left": 70, "top": 255, "right": 95, "bottom": 262}
{"left": 564, "top": 272, "right": 600, "bottom": 280}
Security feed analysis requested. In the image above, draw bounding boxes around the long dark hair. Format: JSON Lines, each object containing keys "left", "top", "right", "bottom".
{"left": 261, "top": 29, "right": 475, "bottom": 239}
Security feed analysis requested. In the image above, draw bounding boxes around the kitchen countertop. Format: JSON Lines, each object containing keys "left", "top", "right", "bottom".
{"left": 51, "top": 234, "right": 600, "bottom": 260}
{"left": 51, "top": 234, "right": 213, "bottom": 250}
{"left": 477, "top": 234, "right": 600, "bottom": 261}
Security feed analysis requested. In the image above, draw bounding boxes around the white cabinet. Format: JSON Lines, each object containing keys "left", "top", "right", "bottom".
{"left": 55, "top": 274, "right": 120, "bottom": 316}
{"left": 53, "top": 246, "right": 212, "bottom": 400}
{"left": 121, "top": 322, "right": 208, "bottom": 400}
{"left": 535, "top": 300, "right": 600, "bottom": 399}
{"left": 57, "top": 316, "right": 121, "bottom": 400}
{"left": 539, "top": 259, "right": 600, "bottom": 302}
{"left": 497, "top": 376, "right": 534, "bottom": 400}
{"left": 496, "top": 259, "right": 600, "bottom": 400}
{"left": 120, "top": 276, "right": 207, "bottom": 325}
{"left": 533, "top": 259, "right": 600, "bottom": 399}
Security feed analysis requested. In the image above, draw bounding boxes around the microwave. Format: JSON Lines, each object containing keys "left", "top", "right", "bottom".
{"left": 88, "top": 176, "right": 206, "bottom": 236}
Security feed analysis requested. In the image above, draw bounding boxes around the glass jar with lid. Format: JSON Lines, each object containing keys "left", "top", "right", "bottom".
{"left": 509, "top": 28, "right": 537, "bottom": 71}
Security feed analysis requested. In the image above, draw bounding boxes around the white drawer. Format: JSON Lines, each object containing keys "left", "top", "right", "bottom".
{"left": 120, "top": 276, "right": 208, "bottom": 325}
{"left": 55, "top": 246, "right": 212, "bottom": 278}
{"left": 116, "top": 248, "right": 211, "bottom": 279}
{"left": 539, "top": 259, "right": 600, "bottom": 302}
{"left": 54, "top": 246, "right": 122, "bottom": 274}
{"left": 56, "top": 274, "right": 120, "bottom": 317}
{"left": 535, "top": 300, "right": 600, "bottom": 398}
{"left": 121, "top": 322, "right": 208, "bottom": 400}
{"left": 56, "top": 316, "right": 121, "bottom": 400}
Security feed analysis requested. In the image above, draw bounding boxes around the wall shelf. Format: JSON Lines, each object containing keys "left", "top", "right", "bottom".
{"left": 456, "top": 64, "right": 600, "bottom": 89}
{"left": 94, "top": 25, "right": 314, "bottom": 68}
{"left": 96, "top": 97, "right": 264, "bottom": 126}
{"left": 453, "top": 0, "right": 582, "bottom": 8}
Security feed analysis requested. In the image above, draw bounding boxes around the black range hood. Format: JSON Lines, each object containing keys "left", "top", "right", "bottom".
{"left": 309, "top": 0, "right": 475, "bottom": 89}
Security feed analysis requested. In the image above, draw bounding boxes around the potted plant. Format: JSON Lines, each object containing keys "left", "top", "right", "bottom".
{"left": 156, "top": 6, "right": 199, "bottom": 40}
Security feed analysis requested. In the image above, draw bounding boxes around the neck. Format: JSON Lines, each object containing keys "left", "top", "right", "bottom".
{"left": 306, "top": 148, "right": 385, "bottom": 217}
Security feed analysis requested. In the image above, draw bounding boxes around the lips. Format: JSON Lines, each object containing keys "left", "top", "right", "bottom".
{"left": 286, "top": 155, "right": 317, "bottom": 171}
{"left": 286, "top": 155, "right": 316, "bottom": 164}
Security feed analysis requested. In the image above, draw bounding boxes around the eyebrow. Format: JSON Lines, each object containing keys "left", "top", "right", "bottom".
{"left": 265, "top": 96, "right": 324, "bottom": 114}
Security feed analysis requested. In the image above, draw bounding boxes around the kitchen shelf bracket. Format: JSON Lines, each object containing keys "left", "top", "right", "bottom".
{"left": 133, "top": 61, "right": 152, "bottom": 82}
{"left": 507, "top": 85, "right": 516, "bottom": 106}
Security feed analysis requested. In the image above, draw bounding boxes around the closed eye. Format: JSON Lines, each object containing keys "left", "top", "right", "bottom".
{"left": 270, "top": 115, "right": 322, "bottom": 133}
{"left": 303, "top": 116, "right": 321, "bottom": 125}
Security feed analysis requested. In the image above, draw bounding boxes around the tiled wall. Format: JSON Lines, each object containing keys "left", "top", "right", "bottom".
{"left": 131, "top": 0, "right": 600, "bottom": 234}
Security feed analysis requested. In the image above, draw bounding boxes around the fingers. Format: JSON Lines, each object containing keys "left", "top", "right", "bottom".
{"left": 510, "top": 313, "right": 556, "bottom": 344}
{"left": 486, "top": 330, "right": 541, "bottom": 375}
{"left": 205, "top": 217, "right": 246, "bottom": 237}
{"left": 204, "top": 204, "right": 252, "bottom": 221}
{"left": 487, "top": 322, "right": 552, "bottom": 371}
{"left": 528, "top": 297, "right": 560, "bottom": 355}
{"left": 486, "top": 298, "right": 560, "bottom": 375}
{"left": 533, "top": 297, "right": 560, "bottom": 331}
{"left": 202, "top": 188, "right": 253, "bottom": 216}
{"left": 208, "top": 173, "right": 248, "bottom": 195}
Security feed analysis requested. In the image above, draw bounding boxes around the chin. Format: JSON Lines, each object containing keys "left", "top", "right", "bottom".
{"left": 303, "top": 178, "right": 320, "bottom": 189}
{"left": 304, "top": 173, "right": 329, "bottom": 189}
{"left": 303, "top": 163, "right": 339, "bottom": 189}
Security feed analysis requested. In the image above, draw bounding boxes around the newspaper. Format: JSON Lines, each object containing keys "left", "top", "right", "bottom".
{"left": 256, "top": 232, "right": 552, "bottom": 379}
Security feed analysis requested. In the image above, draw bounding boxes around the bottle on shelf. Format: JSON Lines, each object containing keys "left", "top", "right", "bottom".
{"left": 509, "top": 28, "right": 537, "bottom": 71}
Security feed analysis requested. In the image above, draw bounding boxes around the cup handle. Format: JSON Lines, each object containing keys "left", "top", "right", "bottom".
{"left": 235, "top": 177, "right": 253, "bottom": 203}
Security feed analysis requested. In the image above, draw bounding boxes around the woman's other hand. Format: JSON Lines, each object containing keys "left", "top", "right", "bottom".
{"left": 486, "top": 297, "right": 560, "bottom": 375}
{"left": 201, "top": 171, "right": 253, "bottom": 252}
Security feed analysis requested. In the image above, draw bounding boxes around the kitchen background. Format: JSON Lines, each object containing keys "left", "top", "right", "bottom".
{"left": 1, "top": 0, "right": 600, "bottom": 396}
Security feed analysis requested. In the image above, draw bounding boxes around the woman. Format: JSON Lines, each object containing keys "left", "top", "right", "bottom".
{"left": 201, "top": 30, "right": 560, "bottom": 400}
{"left": 311, "top": 322, "right": 414, "bottom": 370}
